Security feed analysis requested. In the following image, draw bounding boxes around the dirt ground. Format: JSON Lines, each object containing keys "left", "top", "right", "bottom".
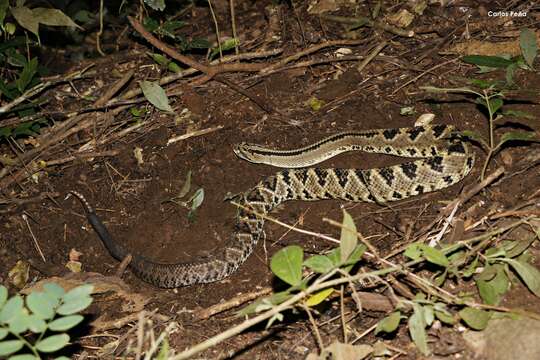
{"left": 1, "top": 1, "right": 539, "bottom": 359}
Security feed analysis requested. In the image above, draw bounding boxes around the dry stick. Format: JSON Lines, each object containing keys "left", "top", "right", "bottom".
{"left": 230, "top": 201, "right": 339, "bottom": 244}
{"left": 319, "top": 14, "right": 414, "bottom": 37}
{"left": 391, "top": 57, "right": 460, "bottom": 95}
{"left": 118, "top": 49, "right": 283, "bottom": 101}
{"left": 357, "top": 41, "right": 387, "bottom": 73}
{"left": 441, "top": 166, "right": 505, "bottom": 216}
{"left": 127, "top": 16, "right": 264, "bottom": 76}
{"left": 0, "top": 66, "right": 92, "bottom": 116}
{"left": 127, "top": 16, "right": 275, "bottom": 113}
{"left": 260, "top": 39, "right": 371, "bottom": 74}
{"left": 167, "top": 125, "right": 224, "bottom": 145}
{"left": 22, "top": 213, "right": 46, "bottom": 262}
{"left": 95, "top": 69, "right": 135, "bottom": 107}
{"left": 196, "top": 287, "right": 273, "bottom": 320}
{"left": 0, "top": 191, "right": 59, "bottom": 207}
{"left": 0, "top": 68, "right": 132, "bottom": 187}
{"left": 0, "top": 97, "right": 147, "bottom": 128}
{"left": 172, "top": 218, "right": 530, "bottom": 359}
{"left": 302, "top": 304, "right": 324, "bottom": 351}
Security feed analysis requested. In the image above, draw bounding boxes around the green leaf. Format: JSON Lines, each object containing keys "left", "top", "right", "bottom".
{"left": 0, "top": 340, "right": 24, "bottom": 356}
{"left": 305, "top": 288, "right": 334, "bottom": 306}
{"left": 435, "top": 311, "right": 455, "bottom": 324}
{"left": 0, "top": 328, "right": 7, "bottom": 340}
{"left": 56, "top": 296, "right": 92, "bottom": 316}
{"left": 30, "top": 8, "right": 79, "bottom": 28}
{"left": 8, "top": 312, "right": 29, "bottom": 334}
{"left": 177, "top": 171, "right": 192, "bottom": 198}
{"left": 459, "top": 307, "right": 492, "bottom": 330}
{"left": 462, "top": 55, "right": 514, "bottom": 68}
{"left": 149, "top": 53, "right": 169, "bottom": 67}
{"left": 0, "top": 286, "right": 7, "bottom": 309}
{"left": 420, "top": 245, "right": 449, "bottom": 267}
{"left": 459, "top": 131, "right": 483, "bottom": 147}
{"left": 0, "top": 295, "right": 24, "bottom": 324}
{"left": 48, "top": 315, "right": 84, "bottom": 331}
{"left": 156, "top": 337, "right": 170, "bottom": 359}
{"left": 520, "top": 28, "right": 538, "bottom": 67}
{"left": 190, "top": 188, "right": 205, "bottom": 211}
{"left": 504, "top": 238, "right": 536, "bottom": 258}
{"left": 477, "top": 279, "right": 500, "bottom": 305}
{"left": 408, "top": 304, "right": 429, "bottom": 355}
{"left": 26, "top": 291, "right": 54, "bottom": 320}
{"left": 343, "top": 244, "right": 366, "bottom": 266}
{"left": 62, "top": 284, "right": 93, "bottom": 302}
{"left": 144, "top": 0, "right": 165, "bottom": 11}
{"left": 404, "top": 243, "right": 422, "bottom": 260}
{"left": 505, "top": 62, "right": 517, "bottom": 86}
{"left": 501, "top": 109, "right": 535, "bottom": 119}
{"left": 140, "top": 81, "right": 173, "bottom": 112}
{"left": 488, "top": 97, "right": 503, "bottom": 115}
{"left": 209, "top": 38, "right": 239, "bottom": 59}
{"left": 43, "top": 283, "right": 65, "bottom": 298}
{"left": 168, "top": 62, "right": 182, "bottom": 73}
{"left": 0, "top": 0, "right": 8, "bottom": 25}
{"left": 270, "top": 245, "right": 303, "bottom": 286}
{"left": 434, "top": 306, "right": 455, "bottom": 325}
{"left": 35, "top": 334, "right": 70, "bottom": 353}
{"left": 469, "top": 78, "right": 499, "bottom": 89}
{"left": 304, "top": 255, "right": 334, "bottom": 273}
{"left": 11, "top": 6, "right": 79, "bottom": 38}
{"left": 340, "top": 209, "right": 358, "bottom": 263}
{"left": 26, "top": 314, "right": 46, "bottom": 333}
{"left": 505, "top": 259, "right": 540, "bottom": 297}
{"left": 16, "top": 57, "right": 38, "bottom": 92}
{"left": 404, "top": 244, "right": 449, "bottom": 267}
{"left": 7, "top": 354, "right": 38, "bottom": 360}
{"left": 375, "top": 311, "right": 401, "bottom": 334}
{"left": 498, "top": 131, "right": 537, "bottom": 148}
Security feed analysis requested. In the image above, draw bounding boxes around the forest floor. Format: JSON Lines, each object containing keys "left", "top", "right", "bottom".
{"left": 1, "top": 1, "right": 539, "bottom": 359}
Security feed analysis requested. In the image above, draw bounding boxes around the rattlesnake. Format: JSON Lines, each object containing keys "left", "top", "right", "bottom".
{"left": 70, "top": 124, "right": 474, "bottom": 288}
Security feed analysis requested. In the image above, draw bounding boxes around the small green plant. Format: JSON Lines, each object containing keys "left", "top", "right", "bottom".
{"left": 237, "top": 207, "right": 540, "bottom": 356}
{"left": 0, "top": 283, "right": 94, "bottom": 359}
{"left": 421, "top": 28, "right": 538, "bottom": 180}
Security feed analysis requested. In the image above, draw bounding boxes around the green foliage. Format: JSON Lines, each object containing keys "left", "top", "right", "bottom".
{"left": 164, "top": 171, "right": 205, "bottom": 222}
{"left": 140, "top": 80, "right": 174, "bottom": 112}
{"left": 0, "top": 283, "right": 93, "bottom": 359}
{"left": 422, "top": 29, "right": 539, "bottom": 180}
{"left": 209, "top": 38, "right": 240, "bottom": 60}
{"left": 143, "top": 16, "right": 210, "bottom": 53}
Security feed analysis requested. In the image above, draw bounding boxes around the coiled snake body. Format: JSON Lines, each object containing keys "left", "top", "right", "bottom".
{"left": 71, "top": 124, "right": 474, "bottom": 288}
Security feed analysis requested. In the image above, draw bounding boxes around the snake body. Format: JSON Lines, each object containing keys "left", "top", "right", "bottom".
{"left": 72, "top": 124, "right": 474, "bottom": 288}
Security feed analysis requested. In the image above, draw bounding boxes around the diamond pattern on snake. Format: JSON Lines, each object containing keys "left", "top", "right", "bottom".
{"left": 70, "top": 124, "right": 474, "bottom": 288}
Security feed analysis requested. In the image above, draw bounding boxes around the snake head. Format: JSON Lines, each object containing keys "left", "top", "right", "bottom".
{"left": 233, "top": 142, "right": 267, "bottom": 164}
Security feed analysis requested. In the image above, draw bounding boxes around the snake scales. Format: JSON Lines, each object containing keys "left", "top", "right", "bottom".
{"left": 71, "top": 124, "right": 474, "bottom": 288}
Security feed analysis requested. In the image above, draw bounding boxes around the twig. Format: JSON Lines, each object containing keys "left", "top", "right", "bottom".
{"left": 428, "top": 202, "right": 459, "bottom": 247}
{"left": 127, "top": 16, "right": 265, "bottom": 76}
{"left": 320, "top": 14, "right": 414, "bottom": 37}
{"left": 302, "top": 304, "right": 324, "bottom": 351}
{"left": 95, "top": 69, "right": 135, "bottom": 106}
{"left": 441, "top": 166, "right": 505, "bottom": 216}
{"left": 166, "top": 125, "right": 224, "bottom": 145}
{"left": 357, "top": 41, "right": 387, "bottom": 73}
{"left": 22, "top": 214, "right": 46, "bottom": 262}
{"left": 196, "top": 287, "right": 273, "bottom": 320}
{"left": 0, "top": 66, "right": 93, "bottom": 115}
{"left": 230, "top": 201, "right": 339, "bottom": 244}
{"left": 260, "top": 39, "right": 371, "bottom": 74}
{"left": 391, "top": 57, "right": 460, "bottom": 94}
